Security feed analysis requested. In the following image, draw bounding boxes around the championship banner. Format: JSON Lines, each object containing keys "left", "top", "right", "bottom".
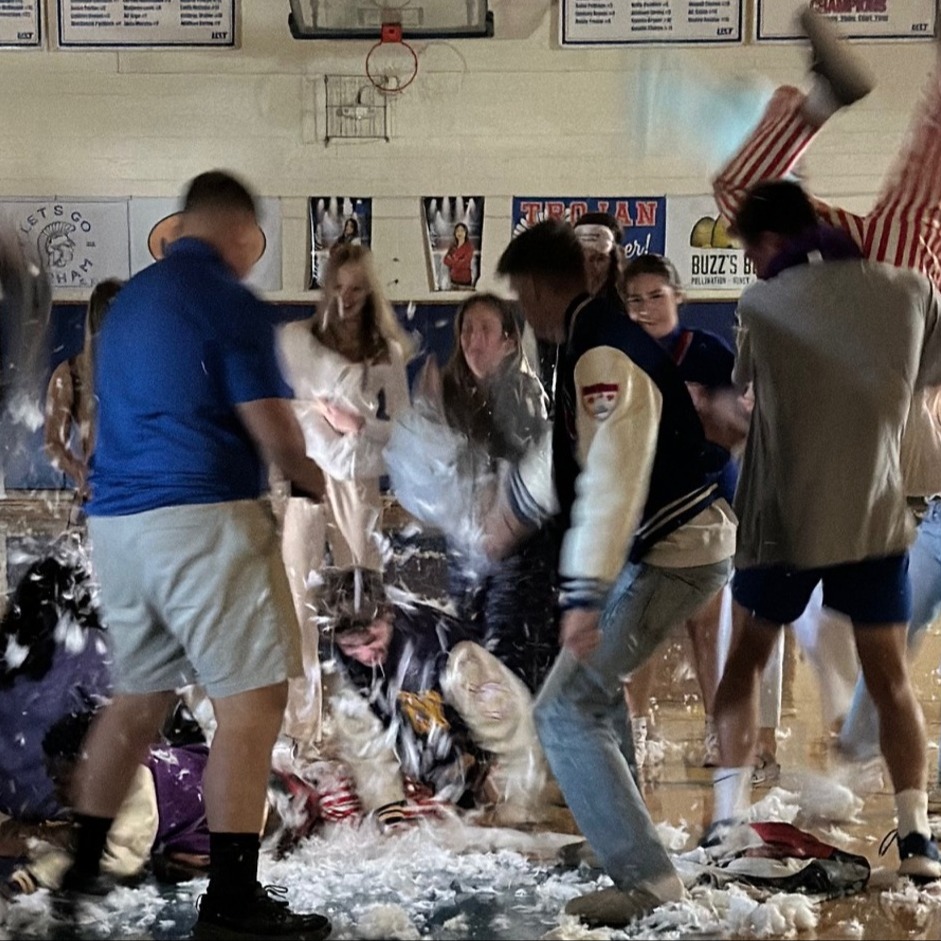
{"left": 664, "top": 195, "right": 757, "bottom": 296}
{"left": 756, "top": 0, "right": 936, "bottom": 41}
{"left": 561, "top": 0, "right": 743, "bottom": 46}
{"left": 0, "top": 0, "right": 42, "bottom": 47}
{"left": 0, "top": 199, "right": 130, "bottom": 290}
{"left": 423, "top": 196, "right": 484, "bottom": 292}
{"left": 511, "top": 197, "right": 667, "bottom": 260}
{"left": 309, "top": 196, "right": 372, "bottom": 290}
{"left": 129, "top": 196, "right": 283, "bottom": 291}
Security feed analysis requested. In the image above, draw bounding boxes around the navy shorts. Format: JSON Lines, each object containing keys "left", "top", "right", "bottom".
{"left": 732, "top": 554, "right": 911, "bottom": 625}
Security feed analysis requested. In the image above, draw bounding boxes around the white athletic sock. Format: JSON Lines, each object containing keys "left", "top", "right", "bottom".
{"left": 802, "top": 77, "right": 842, "bottom": 127}
{"left": 712, "top": 766, "right": 752, "bottom": 823}
{"left": 896, "top": 788, "right": 930, "bottom": 839}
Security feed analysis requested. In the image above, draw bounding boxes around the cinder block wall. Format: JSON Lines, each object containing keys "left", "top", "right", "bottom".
{"left": 0, "top": 2, "right": 930, "bottom": 303}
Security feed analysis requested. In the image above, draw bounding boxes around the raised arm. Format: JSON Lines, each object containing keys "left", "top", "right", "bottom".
{"left": 712, "top": 87, "right": 864, "bottom": 243}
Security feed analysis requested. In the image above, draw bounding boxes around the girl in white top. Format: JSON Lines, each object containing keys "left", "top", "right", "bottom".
{"left": 276, "top": 244, "right": 412, "bottom": 749}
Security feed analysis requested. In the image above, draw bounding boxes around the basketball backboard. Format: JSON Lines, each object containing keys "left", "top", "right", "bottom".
{"left": 288, "top": 1, "right": 493, "bottom": 39}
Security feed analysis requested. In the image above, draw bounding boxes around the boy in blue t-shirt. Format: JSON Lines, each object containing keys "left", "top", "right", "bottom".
{"left": 56, "top": 171, "right": 331, "bottom": 941}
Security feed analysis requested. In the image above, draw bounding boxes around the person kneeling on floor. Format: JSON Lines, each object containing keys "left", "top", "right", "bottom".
{"left": 2, "top": 705, "right": 212, "bottom": 899}
{"left": 317, "top": 567, "right": 566, "bottom": 831}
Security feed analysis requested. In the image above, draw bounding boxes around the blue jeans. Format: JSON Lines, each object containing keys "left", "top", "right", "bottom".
{"left": 534, "top": 558, "right": 730, "bottom": 896}
{"left": 839, "top": 501, "right": 941, "bottom": 772}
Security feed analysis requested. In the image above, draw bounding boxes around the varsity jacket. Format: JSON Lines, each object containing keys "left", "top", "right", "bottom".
{"left": 517, "top": 293, "right": 721, "bottom": 609}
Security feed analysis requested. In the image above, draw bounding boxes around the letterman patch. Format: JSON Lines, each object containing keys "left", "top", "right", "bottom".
{"left": 581, "top": 382, "right": 620, "bottom": 421}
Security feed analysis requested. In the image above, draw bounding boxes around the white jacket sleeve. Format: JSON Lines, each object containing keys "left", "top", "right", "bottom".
{"left": 559, "top": 345, "right": 662, "bottom": 607}
{"left": 321, "top": 665, "right": 405, "bottom": 813}
{"left": 505, "top": 428, "right": 557, "bottom": 527}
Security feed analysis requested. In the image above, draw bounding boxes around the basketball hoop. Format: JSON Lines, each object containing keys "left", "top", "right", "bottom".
{"left": 365, "top": 22, "right": 419, "bottom": 95}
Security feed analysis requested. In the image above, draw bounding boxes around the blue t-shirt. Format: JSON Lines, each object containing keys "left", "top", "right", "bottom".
{"left": 662, "top": 324, "right": 739, "bottom": 503}
{"left": 88, "top": 238, "right": 291, "bottom": 516}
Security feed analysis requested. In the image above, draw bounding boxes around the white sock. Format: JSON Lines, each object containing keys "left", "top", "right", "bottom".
{"left": 802, "top": 77, "right": 841, "bottom": 127}
{"left": 712, "top": 766, "right": 752, "bottom": 822}
{"left": 896, "top": 788, "right": 930, "bottom": 839}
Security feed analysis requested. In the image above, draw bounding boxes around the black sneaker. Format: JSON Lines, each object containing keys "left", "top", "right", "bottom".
{"left": 51, "top": 868, "right": 115, "bottom": 926}
{"left": 698, "top": 817, "right": 743, "bottom": 851}
{"left": 193, "top": 884, "right": 331, "bottom": 940}
{"left": 880, "top": 829, "right": 941, "bottom": 883}
{"left": 564, "top": 886, "right": 662, "bottom": 929}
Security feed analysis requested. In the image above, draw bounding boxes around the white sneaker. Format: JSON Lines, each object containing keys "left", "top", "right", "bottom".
{"left": 751, "top": 754, "right": 781, "bottom": 787}
{"left": 928, "top": 787, "right": 941, "bottom": 815}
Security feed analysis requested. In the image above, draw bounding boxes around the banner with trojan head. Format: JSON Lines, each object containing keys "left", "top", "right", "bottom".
{"left": 0, "top": 199, "right": 130, "bottom": 291}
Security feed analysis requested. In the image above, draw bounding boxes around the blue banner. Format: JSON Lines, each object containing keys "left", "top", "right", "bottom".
{"left": 511, "top": 196, "right": 666, "bottom": 260}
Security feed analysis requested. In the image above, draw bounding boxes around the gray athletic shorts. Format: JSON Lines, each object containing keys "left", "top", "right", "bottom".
{"left": 87, "top": 499, "right": 302, "bottom": 699}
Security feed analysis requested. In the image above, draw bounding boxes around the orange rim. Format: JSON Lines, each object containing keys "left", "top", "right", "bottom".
{"left": 365, "top": 39, "right": 418, "bottom": 94}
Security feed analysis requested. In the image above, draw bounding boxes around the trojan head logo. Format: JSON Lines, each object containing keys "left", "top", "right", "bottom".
{"left": 581, "top": 382, "right": 620, "bottom": 422}
{"left": 690, "top": 215, "right": 738, "bottom": 250}
{"left": 38, "top": 221, "right": 76, "bottom": 269}
{"left": 147, "top": 211, "right": 267, "bottom": 265}
{"left": 18, "top": 205, "right": 98, "bottom": 286}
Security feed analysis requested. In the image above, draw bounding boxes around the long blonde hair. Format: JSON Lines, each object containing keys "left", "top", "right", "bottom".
{"left": 315, "top": 244, "right": 412, "bottom": 363}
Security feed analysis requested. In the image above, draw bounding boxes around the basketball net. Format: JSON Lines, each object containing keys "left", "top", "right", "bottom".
{"left": 365, "top": 22, "right": 419, "bottom": 95}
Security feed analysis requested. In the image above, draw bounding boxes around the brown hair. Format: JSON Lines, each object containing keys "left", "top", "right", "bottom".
{"left": 733, "top": 179, "right": 818, "bottom": 244}
{"left": 318, "top": 567, "right": 390, "bottom": 637}
{"left": 620, "top": 253, "right": 683, "bottom": 297}
{"left": 440, "top": 292, "right": 544, "bottom": 462}
{"left": 74, "top": 278, "right": 124, "bottom": 441}
{"left": 84, "top": 278, "right": 123, "bottom": 340}
{"left": 315, "top": 243, "right": 412, "bottom": 364}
